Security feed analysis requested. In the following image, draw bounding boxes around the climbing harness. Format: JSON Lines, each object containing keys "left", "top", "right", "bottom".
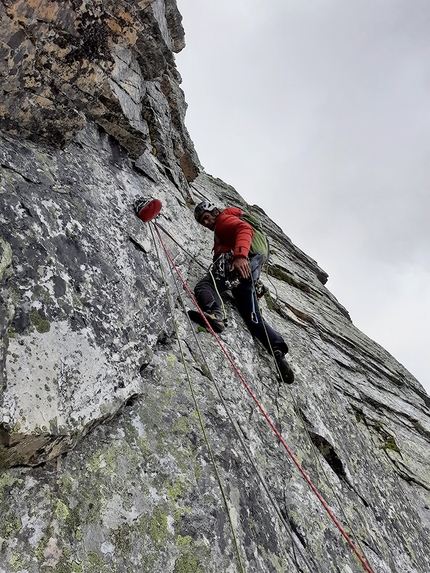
{"left": 211, "top": 252, "right": 240, "bottom": 289}
{"left": 210, "top": 252, "right": 258, "bottom": 324}
{"left": 151, "top": 223, "right": 376, "bottom": 573}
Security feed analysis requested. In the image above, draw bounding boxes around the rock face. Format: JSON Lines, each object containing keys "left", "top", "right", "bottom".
{"left": 0, "top": 0, "right": 198, "bottom": 180}
{"left": 0, "top": 1, "right": 429, "bottom": 572}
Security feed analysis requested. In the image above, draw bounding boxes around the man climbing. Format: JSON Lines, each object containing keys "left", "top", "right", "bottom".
{"left": 190, "top": 201, "right": 294, "bottom": 384}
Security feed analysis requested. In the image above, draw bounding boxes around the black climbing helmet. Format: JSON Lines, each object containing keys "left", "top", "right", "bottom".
{"left": 194, "top": 200, "right": 218, "bottom": 223}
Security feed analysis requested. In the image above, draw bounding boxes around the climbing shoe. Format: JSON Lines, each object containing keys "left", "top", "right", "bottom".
{"left": 188, "top": 310, "right": 226, "bottom": 333}
{"left": 274, "top": 350, "right": 295, "bottom": 384}
{"left": 255, "top": 280, "right": 269, "bottom": 298}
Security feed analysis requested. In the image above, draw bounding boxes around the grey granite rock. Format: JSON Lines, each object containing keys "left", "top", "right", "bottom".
{"left": 0, "top": 1, "right": 429, "bottom": 572}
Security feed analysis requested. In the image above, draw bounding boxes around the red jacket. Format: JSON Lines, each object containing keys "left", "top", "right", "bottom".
{"left": 213, "top": 207, "right": 254, "bottom": 259}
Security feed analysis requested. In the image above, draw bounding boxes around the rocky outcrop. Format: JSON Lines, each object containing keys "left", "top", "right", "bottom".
{"left": 0, "top": 1, "right": 429, "bottom": 572}
{"left": 0, "top": 0, "right": 199, "bottom": 181}
{"left": 0, "top": 0, "right": 199, "bottom": 467}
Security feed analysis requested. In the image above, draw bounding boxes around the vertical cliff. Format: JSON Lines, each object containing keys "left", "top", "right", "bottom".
{"left": 0, "top": 1, "right": 429, "bottom": 572}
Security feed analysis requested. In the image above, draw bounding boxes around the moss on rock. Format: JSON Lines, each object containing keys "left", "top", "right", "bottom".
{"left": 267, "top": 265, "right": 311, "bottom": 293}
{"left": 29, "top": 310, "right": 51, "bottom": 333}
{"left": 149, "top": 508, "right": 169, "bottom": 546}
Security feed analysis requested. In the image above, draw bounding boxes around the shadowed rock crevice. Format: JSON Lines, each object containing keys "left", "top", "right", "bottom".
{"left": 308, "top": 431, "right": 347, "bottom": 482}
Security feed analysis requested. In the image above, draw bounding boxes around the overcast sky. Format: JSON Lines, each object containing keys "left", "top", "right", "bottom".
{"left": 175, "top": 0, "right": 430, "bottom": 394}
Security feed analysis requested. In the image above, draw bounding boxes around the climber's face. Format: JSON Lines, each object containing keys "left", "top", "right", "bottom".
{"left": 199, "top": 210, "right": 218, "bottom": 230}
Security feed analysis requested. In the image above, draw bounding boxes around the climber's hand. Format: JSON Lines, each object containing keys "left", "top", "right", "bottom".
{"left": 231, "top": 257, "right": 250, "bottom": 279}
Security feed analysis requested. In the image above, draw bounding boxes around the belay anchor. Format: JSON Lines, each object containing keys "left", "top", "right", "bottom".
{"left": 134, "top": 196, "right": 162, "bottom": 222}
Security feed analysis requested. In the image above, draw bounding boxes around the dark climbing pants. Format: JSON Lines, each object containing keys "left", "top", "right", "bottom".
{"left": 194, "top": 253, "right": 288, "bottom": 355}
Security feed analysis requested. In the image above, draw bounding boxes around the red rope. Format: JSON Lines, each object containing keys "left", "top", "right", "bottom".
{"left": 154, "top": 225, "right": 375, "bottom": 573}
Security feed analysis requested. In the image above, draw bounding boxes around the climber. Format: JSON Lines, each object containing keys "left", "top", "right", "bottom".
{"left": 190, "top": 201, "right": 294, "bottom": 384}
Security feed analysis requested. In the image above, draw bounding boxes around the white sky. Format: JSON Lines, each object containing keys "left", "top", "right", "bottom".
{"left": 175, "top": 0, "right": 430, "bottom": 394}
